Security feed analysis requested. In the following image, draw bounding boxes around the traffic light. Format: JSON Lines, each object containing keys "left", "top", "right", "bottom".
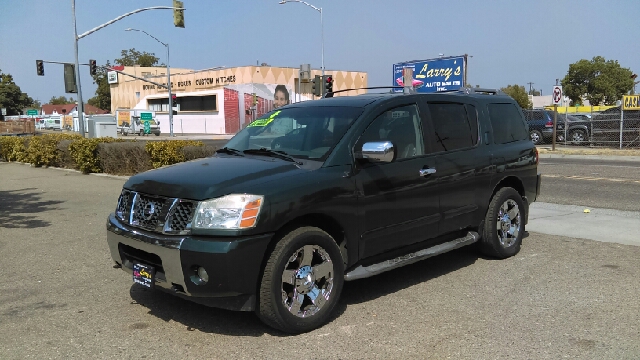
{"left": 324, "top": 75, "right": 333, "bottom": 94}
{"left": 173, "top": 0, "right": 185, "bottom": 28}
{"left": 171, "top": 94, "right": 178, "bottom": 115}
{"left": 36, "top": 60, "right": 44, "bottom": 76}
{"left": 312, "top": 75, "right": 322, "bottom": 97}
{"left": 89, "top": 59, "right": 97, "bottom": 76}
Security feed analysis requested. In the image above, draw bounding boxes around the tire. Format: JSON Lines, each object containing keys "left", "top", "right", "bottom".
{"left": 139, "top": 129, "right": 144, "bottom": 136}
{"left": 154, "top": 132, "right": 160, "bottom": 136}
{"left": 271, "top": 139, "right": 283, "bottom": 150}
{"left": 480, "top": 187, "right": 525, "bottom": 259}
{"left": 257, "top": 227, "right": 344, "bottom": 334}
{"left": 569, "top": 129, "right": 587, "bottom": 146}
{"left": 529, "top": 130, "right": 543, "bottom": 145}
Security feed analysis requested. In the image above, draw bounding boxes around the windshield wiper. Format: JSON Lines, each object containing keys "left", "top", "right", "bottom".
{"left": 243, "top": 148, "right": 303, "bottom": 165}
{"left": 215, "top": 147, "right": 244, "bottom": 156}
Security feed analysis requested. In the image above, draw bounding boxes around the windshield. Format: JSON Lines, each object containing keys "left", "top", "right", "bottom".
{"left": 224, "top": 106, "right": 363, "bottom": 160}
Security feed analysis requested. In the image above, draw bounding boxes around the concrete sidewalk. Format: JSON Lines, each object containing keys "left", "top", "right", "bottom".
{"left": 528, "top": 202, "right": 640, "bottom": 246}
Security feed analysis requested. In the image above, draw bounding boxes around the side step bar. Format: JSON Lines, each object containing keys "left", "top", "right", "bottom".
{"left": 344, "top": 231, "right": 480, "bottom": 281}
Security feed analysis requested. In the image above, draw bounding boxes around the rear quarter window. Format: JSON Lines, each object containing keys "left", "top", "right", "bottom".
{"left": 488, "top": 103, "right": 529, "bottom": 144}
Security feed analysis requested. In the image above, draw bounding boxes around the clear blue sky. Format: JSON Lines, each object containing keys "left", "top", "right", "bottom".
{"left": 1, "top": 0, "right": 638, "bottom": 104}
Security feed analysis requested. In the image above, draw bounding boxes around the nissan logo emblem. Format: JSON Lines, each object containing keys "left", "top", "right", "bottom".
{"left": 143, "top": 202, "right": 156, "bottom": 220}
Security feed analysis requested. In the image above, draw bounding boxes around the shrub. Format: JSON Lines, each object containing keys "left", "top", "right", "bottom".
{"left": 23, "top": 133, "right": 82, "bottom": 167}
{"left": 145, "top": 140, "right": 204, "bottom": 168}
{"left": 68, "top": 137, "right": 123, "bottom": 173}
{"left": 98, "top": 141, "right": 152, "bottom": 175}
{"left": 0, "top": 136, "right": 29, "bottom": 162}
{"left": 57, "top": 140, "right": 77, "bottom": 169}
{"left": 182, "top": 145, "right": 217, "bottom": 162}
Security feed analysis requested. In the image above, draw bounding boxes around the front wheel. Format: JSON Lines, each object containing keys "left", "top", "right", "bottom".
{"left": 530, "top": 130, "right": 543, "bottom": 145}
{"left": 258, "top": 227, "right": 344, "bottom": 334}
{"left": 480, "top": 187, "right": 525, "bottom": 259}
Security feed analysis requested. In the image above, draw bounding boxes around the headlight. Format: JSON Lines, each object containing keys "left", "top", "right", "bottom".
{"left": 193, "top": 194, "right": 264, "bottom": 230}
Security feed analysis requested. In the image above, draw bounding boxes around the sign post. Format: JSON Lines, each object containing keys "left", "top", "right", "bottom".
{"left": 552, "top": 85, "right": 563, "bottom": 151}
{"left": 620, "top": 95, "right": 640, "bottom": 149}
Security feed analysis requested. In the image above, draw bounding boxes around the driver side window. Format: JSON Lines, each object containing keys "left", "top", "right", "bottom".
{"left": 359, "top": 104, "right": 425, "bottom": 160}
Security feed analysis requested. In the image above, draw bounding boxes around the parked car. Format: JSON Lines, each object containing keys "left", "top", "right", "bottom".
{"left": 590, "top": 106, "right": 640, "bottom": 146}
{"left": 522, "top": 109, "right": 556, "bottom": 144}
{"left": 556, "top": 113, "right": 591, "bottom": 146}
{"left": 106, "top": 88, "right": 541, "bottom": 333}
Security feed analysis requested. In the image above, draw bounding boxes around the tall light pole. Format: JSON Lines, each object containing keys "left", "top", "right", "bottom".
{"left": 278, "top": 0, "right": 323, "bottom": 77}
{"left": 126, "top": 28, "right": 174, "bottom": 137}
{"left": 71, "top": 0, "right": 85, "bottom": 137}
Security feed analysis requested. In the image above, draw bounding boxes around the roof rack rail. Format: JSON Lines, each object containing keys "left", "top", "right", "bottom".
{"left": 323, "top": 86, "right": 403, "bottom": 98}
{"left": 459, "top": 87, "right": 505, "bottom": 95}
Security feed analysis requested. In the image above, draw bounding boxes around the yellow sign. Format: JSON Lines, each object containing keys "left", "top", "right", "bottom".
{"left": 117, "top": 111, "right": 131, "bottom": 125}
{"left": 248, "top": 110, "right": 281, "bottom": 127}
{"left": 622, "top": 95, "right": 640, "bottom": 110}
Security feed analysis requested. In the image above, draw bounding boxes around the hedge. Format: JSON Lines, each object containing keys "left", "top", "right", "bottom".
{"left": 0, "top": 134, "right": 215, "bottom": 175}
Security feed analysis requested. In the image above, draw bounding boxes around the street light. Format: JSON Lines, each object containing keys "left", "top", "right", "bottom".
{"left": 125, "top": 28, "right": 174, "bottom": 137}
{"left": 278, "top": 0, "right": 324, "bottom": 78}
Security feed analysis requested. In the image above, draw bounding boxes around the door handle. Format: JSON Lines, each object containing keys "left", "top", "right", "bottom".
{"left": 419, "top": 168, "right": 436, "bottom": 177}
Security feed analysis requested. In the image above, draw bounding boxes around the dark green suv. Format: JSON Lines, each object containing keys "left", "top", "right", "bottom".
{"left": 106, "top": 88, "right": 541, "bottom": 333}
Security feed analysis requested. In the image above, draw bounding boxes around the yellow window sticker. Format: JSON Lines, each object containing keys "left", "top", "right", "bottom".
{"left": 247, "top": 110, "right": 281, "bottom": 127}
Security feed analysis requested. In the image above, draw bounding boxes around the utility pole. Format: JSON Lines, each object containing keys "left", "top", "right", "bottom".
{"left": 552, "top": 79, "right": 559, "bottom": 151}
{"left": 527, "top": 82, "right": 534, "bottom": 95}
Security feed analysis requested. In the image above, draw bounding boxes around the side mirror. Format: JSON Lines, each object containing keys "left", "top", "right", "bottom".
{"left": 356, "top": 141, "right": 395, "bottom": 163}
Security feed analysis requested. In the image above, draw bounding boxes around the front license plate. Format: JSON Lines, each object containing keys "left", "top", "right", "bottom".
{"left": 133, "top": 263, "right": 155, "bottom": 288}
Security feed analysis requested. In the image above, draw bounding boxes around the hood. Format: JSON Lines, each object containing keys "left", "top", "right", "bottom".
{"left": 124, "top": 155, "right": 309, "bottom": 200}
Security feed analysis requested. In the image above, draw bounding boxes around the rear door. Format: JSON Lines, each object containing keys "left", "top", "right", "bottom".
{"left": 420, "top": 99, "right": 491, "bottom": 235}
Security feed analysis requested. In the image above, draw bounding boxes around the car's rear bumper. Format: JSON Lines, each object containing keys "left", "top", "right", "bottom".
{"left": 106, "top": 213, "right": 274, "bottom": 311}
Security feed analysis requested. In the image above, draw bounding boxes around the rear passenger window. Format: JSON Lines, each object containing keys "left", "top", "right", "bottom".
{"left": 488, "top": 103, "right": 529, "bottom": 144}
{"left": 428, "top": 103, "right": 478, "bottom": 152}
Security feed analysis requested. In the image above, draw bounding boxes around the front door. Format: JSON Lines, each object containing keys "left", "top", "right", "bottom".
{"left": 355, "top": 103, "right": 441, "bottom": 259}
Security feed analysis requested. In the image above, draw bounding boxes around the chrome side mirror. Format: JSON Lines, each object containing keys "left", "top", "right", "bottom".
{"left": 357, "top": 141, "right": 395, "bottom": 163}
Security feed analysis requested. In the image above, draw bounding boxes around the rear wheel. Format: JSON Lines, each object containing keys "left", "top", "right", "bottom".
{"left": 569, "top": 129, "right": 588, "bottom": 145}
{"left": 257, "top": 227, "right": 344, "bottom": 334}
{"left": 480, "top": 187, "right": 524, "bottom": 259}
{"left": 139, "top": 129, "right": 144, "bottom": 136}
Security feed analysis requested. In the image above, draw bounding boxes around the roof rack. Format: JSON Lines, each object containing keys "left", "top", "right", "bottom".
{"left": 323, "top": 86, "right": 403, "bottom": 98}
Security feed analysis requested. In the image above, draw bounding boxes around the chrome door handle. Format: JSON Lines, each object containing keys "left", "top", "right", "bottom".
{"left": 419, "top": 168, "right": 436, "bottom": 177}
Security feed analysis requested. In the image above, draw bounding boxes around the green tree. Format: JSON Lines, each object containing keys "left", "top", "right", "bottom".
{"left": 0, "top": 69, "right": 35, "bottom": 115}
{"left": 561, "top": 56, "right": 634, "bottom": 106}
{"left": 87, "top": 61, "right": 112, "bottom": 111}
{"left": 114, "top": 48, "right": 162, "bottom": 67}
{"left": 48, "top": 96, "right": 75, "bottom": 105}
{"left": 500, "top": 84, "right": 532, "bottom": 109}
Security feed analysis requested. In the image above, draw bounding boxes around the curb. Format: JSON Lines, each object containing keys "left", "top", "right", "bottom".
{"left": 539, "top": 154, "right": 640, "bottom": 162}
{"left": 1, "top": 161, "right": 130, "bottom": 180}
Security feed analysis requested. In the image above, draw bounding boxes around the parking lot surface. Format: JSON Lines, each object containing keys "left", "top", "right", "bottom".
{"left": 1, "top": 163, "right": 639, "bottom": 359}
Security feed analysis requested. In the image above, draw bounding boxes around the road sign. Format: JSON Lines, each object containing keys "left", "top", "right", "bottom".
{"left": 1, "top": 108, "right": 6, "bottom": 116}
{"left": 552, "top": 86, "right": 563, "bottom": 105}
{"left": 26, "top": 109, "right": 38, "bottom": 116}
{"left": 143, "top": 120, "right": 151, "bottom": 134}
{"left": 622, "top": 95, "right": 640, "bottom": 110}
{"left": 140, "top": 112, "right": 152, "bottom": 121}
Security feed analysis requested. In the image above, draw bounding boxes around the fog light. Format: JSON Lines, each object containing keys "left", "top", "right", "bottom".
{"left": 197, "top": 266, "right": 209, "bottom": 283}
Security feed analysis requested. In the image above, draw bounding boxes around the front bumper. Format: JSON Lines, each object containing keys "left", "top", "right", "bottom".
{"left": 106, "top": 213, "right": 273, "bottom": 311}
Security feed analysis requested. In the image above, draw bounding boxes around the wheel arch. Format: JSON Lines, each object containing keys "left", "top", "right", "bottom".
{"left": 488, "top": 175, "right": 528, "bottom": 223}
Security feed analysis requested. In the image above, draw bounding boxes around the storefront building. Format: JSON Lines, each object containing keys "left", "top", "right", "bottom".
{"left": 109, "top": 65, "right": 368, "bottom": 134}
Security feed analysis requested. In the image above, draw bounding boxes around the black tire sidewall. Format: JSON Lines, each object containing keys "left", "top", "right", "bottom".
{"left": 260, "top": 227, "right": 344, "bottom": 333}
{"left": 482, "top": 188, "right": 525, "bottom": 259}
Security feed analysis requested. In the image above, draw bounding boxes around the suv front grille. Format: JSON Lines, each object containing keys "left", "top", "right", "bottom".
{"left": 115, "top": 190, "right": 196, "bottom": 235}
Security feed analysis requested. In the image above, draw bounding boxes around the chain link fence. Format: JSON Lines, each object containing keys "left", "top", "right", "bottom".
{"left": 527, "top": 108, "right": 640, "bottom": 148}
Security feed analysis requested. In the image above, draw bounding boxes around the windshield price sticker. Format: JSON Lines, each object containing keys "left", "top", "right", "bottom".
{"left": 248, "top": 111, "right": 281, "bottom": 127}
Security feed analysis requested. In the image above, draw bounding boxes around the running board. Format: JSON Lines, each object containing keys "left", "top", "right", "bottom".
{"left": 344, "top": 231, "right": 480, "bottom": 281}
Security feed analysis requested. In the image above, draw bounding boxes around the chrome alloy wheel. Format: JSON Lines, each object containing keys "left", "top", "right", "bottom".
{"left": 281, "top": 245, "right": 334, "bottom": 318}
{"left": 497, "top": 199, "right": 521, "bottom": 248}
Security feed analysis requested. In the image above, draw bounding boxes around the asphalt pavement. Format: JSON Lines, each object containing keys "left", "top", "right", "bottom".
{"left": 1, "top": 160, "right": 639, "bottom": 359}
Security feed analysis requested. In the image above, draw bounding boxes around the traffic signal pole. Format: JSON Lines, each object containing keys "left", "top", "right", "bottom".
{"left": 70, "top": 2, "right": 185, "bottom": 137}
